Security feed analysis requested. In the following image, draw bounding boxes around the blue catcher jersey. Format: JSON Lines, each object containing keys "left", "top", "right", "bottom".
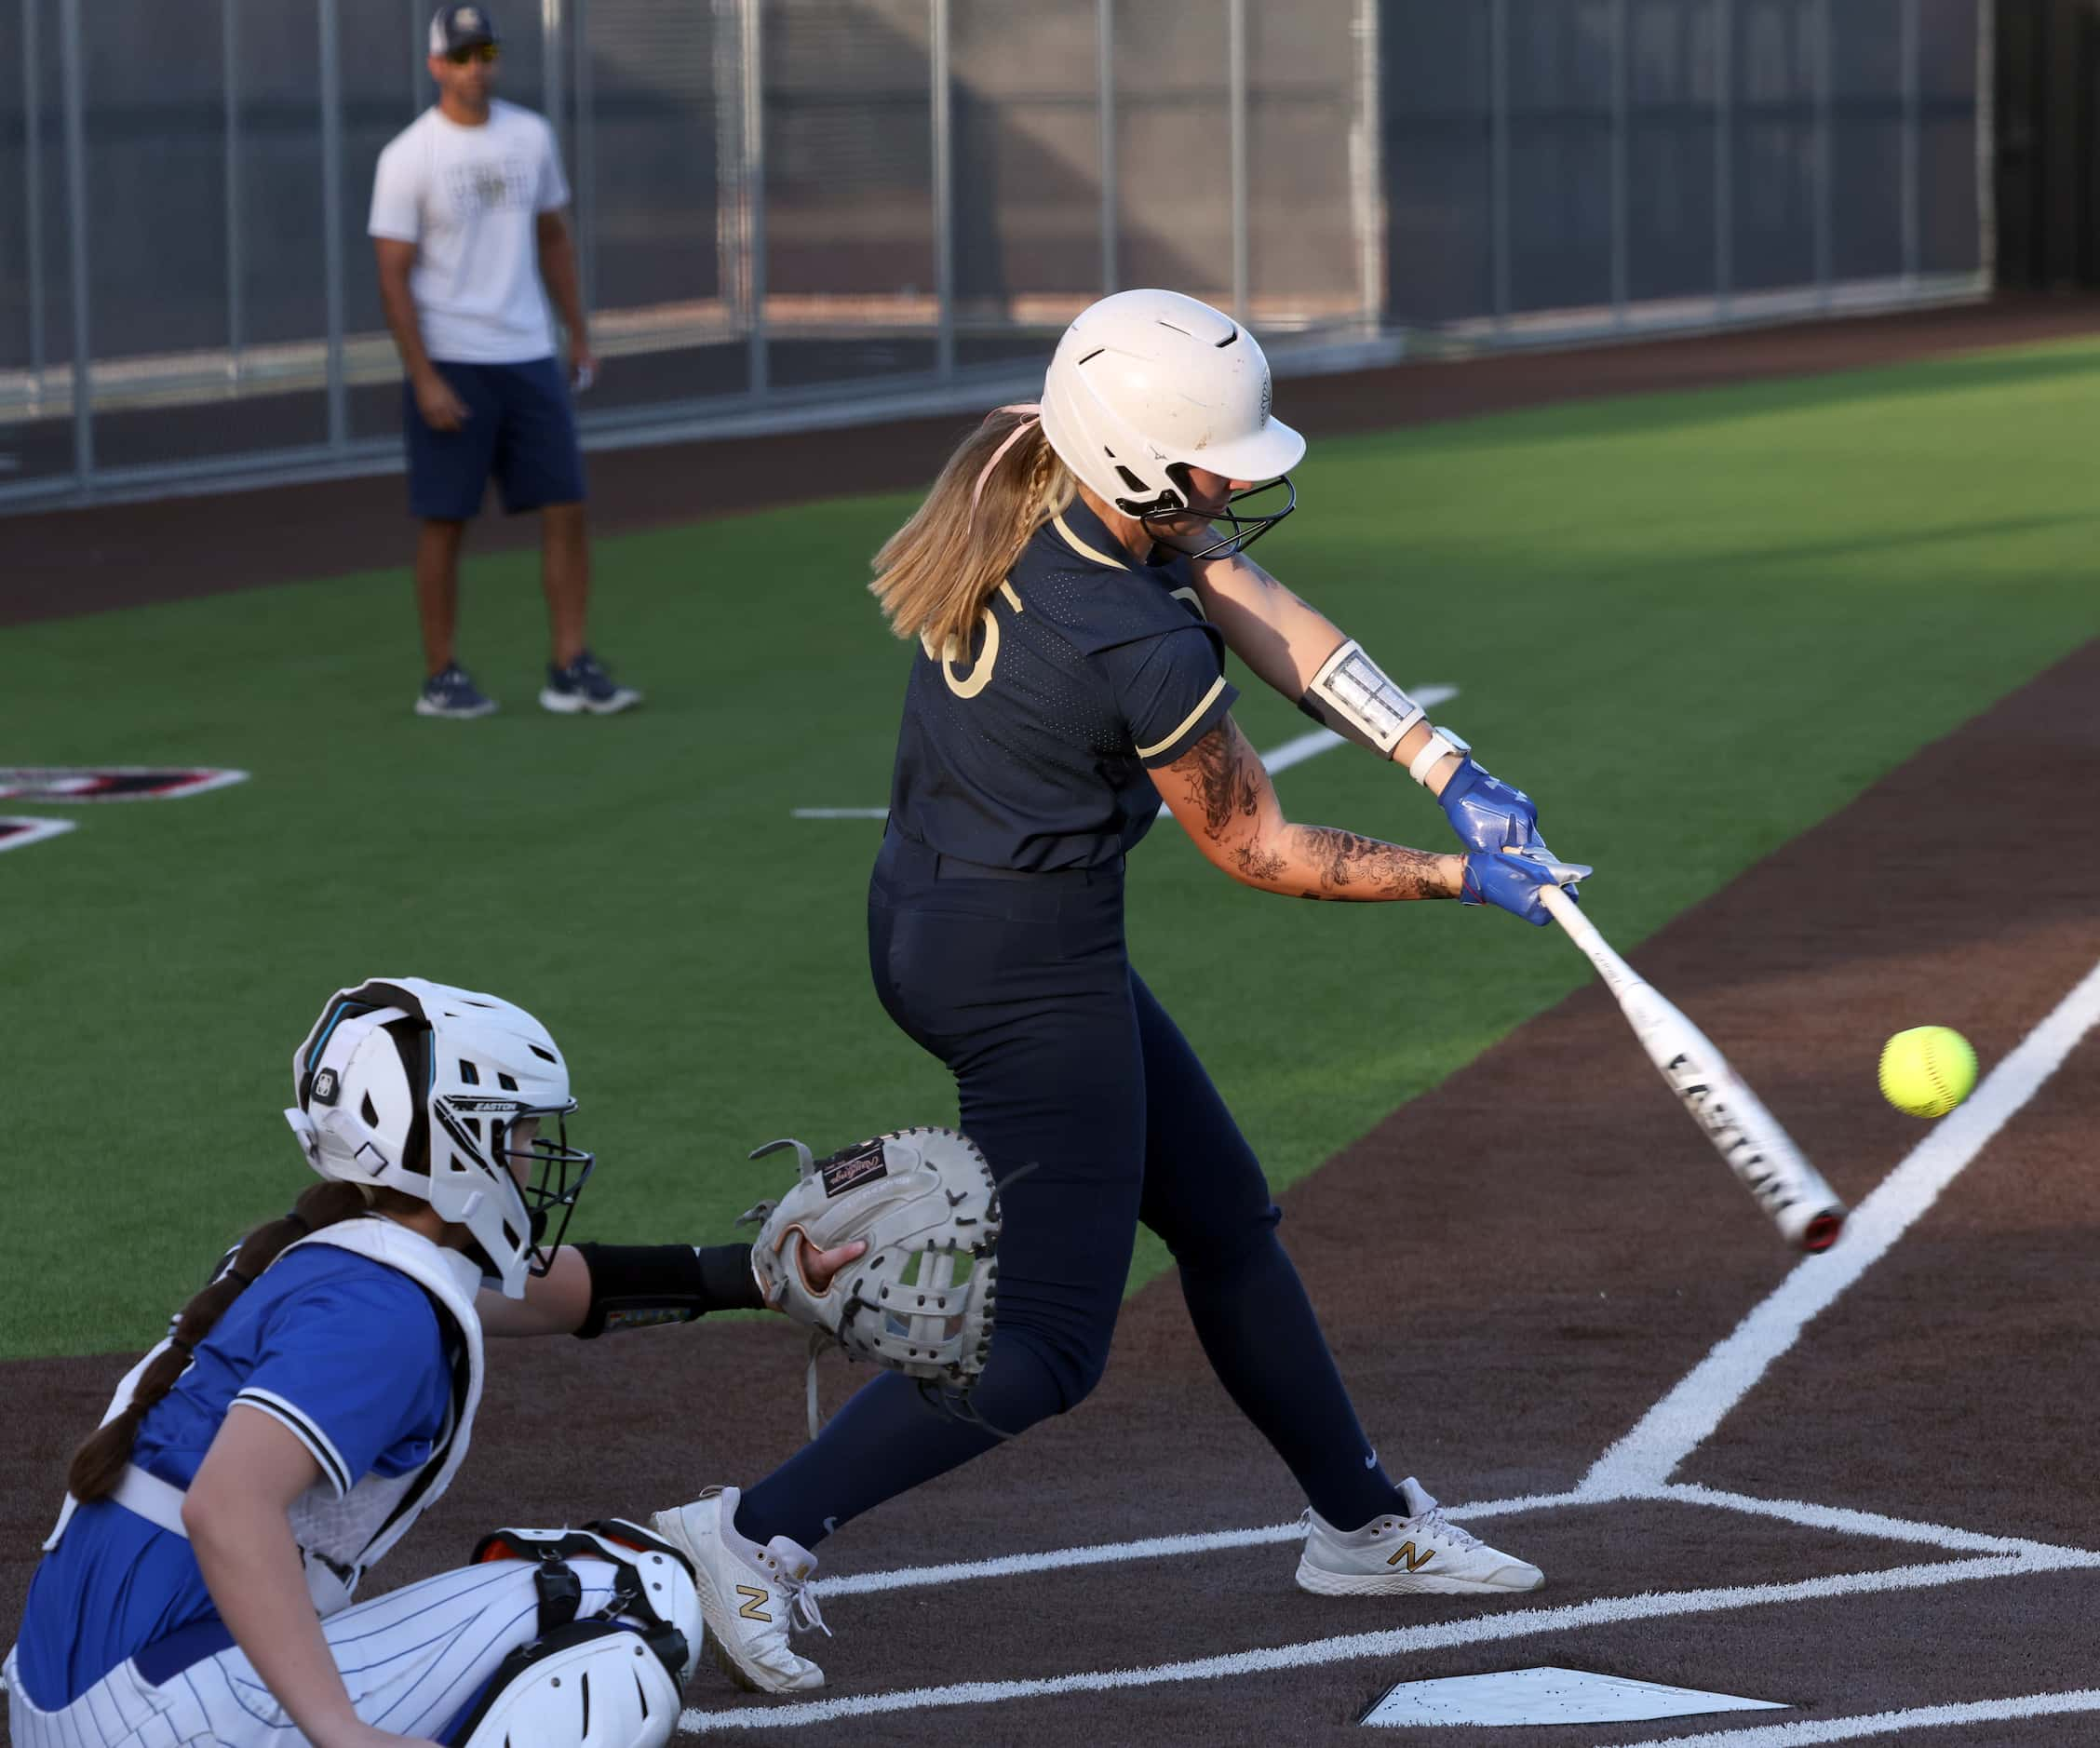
{"left": 12, "top": 1244, "right": 454, "bottom": 1709}
{"left": 885, "top": 496, "right": 1239, "bottom": 869}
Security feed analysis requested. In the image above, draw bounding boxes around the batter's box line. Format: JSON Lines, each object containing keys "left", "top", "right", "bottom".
{"left": 1609, "top": 1687, "right": 2100, "bottom": 1748}
{"left": 805, "top": 1482, "right": 2090, "bottom": 1604}
{"left": 678, "top": 1544, "right": 2100, "bottom": 1734}
{"left": 1647, "top": 1482, "right": 2094, "bottom": 1566}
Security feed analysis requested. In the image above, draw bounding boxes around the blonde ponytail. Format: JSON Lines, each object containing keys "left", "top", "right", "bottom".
{"left": 869, "top": 406, "right": 1076, "bottom": 660}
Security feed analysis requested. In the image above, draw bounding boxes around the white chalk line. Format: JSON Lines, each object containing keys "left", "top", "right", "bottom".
{"left": 1609, "top": 1687, "right": 2100, "bottom": 1747}
{"left": 1651, "top": 1484, "right": 2087, "bottom": 1563}
{"left": 790, "top": 685, "right": 1459, "bottom": 817}
{"left": 680, "top": 1548, "right": 2100, "bottom": 1732}
{"left": 1579, "top": 951, "right": 2100, "bottom": 1501}
{"left": 805, "top": 1482, "right": 2073, "bottom": 1602}
{"left": 812, "top": 1485, "right": 1583, "bottom": 1599}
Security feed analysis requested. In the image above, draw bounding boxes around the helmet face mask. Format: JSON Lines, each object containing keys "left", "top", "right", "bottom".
{"left": 287, "top": 978, "right": 595, "bottom": 1297}
{"left": 488, "top": 1107, "right": 593, "bottom": 1273}
{"left": 1139, "top": 468, "right": 1297, "bottom": 561}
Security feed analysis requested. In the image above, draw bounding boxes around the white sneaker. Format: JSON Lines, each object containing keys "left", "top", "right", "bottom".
{"left": 1296, "top": 1477, "right": 1544, "bottom": 1596}
{"left": 650, "top": 1486, "right": 828, "bottom": 1694}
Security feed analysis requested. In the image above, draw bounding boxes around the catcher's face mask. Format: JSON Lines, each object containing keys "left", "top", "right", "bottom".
{"left": 492, "top": 1110, "right": 595, "bottom": 1274}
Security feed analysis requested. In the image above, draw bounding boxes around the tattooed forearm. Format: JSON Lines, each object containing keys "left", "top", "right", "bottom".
{"left": 1286, "top": 826, "right": 1454, "bottom": 901}
{"left": 1232, "top": 839, "right": 1290, "bottom": 884}
{"left": 1187, "top": 720, "right": 1264, "bottom": 837}
{"left": 1158, "top": 717, "right": 1458, "bottom": 903}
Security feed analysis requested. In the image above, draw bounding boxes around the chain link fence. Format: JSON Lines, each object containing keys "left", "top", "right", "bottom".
{"left": 0, "top": 0, "right": 1986, "bottom": 508}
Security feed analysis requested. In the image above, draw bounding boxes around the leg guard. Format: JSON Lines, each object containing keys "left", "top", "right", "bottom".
{"left": 450, "top": 1622, "right": 682, "bottom": 1748}
{"left": 467, "top": 1518, "right": 704, "bottom": 1688}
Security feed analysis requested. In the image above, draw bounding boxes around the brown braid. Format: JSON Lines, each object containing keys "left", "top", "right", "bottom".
{"left": 66, "top": 1179, "right": 372, "bottom": 1501}
{"left": 1012, "top": 435, "right": 1058, "bottom": 557}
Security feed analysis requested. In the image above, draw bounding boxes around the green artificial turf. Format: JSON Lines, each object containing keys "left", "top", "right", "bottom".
{"left": 5, "top": 336, "right": 2097, "bottom": 1359}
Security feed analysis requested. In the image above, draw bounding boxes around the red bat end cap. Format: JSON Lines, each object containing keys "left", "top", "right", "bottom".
{"left": 1801, "top": 1210, "right": 1845, "bottom": 1253}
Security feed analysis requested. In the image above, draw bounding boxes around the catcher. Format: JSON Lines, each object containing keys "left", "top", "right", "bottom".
{"left": 3, "top": 976, "right": 882, "bottom": 1748}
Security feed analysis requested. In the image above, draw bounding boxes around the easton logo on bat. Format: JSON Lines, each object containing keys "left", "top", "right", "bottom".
{"left": 1662, "top": 1053, "right": 1802, "bottom": 1216}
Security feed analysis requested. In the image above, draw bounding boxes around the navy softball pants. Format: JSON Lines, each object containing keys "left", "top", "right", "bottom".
{"left": 734, "top": 830, "right": 1405, "bottom": 1549}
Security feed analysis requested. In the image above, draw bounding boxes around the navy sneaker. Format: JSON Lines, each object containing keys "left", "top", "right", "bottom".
{"left": 539, "top": 648, "right": 642, "bottom": 716}
{"left": 415, "top": 662, "right": 498, "bottom": 719}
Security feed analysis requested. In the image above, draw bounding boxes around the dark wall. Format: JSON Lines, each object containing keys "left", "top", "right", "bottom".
{"left": 1995, "top": 0, "right": 2100, "bottom": 287}
{"left": 1380, "top": 0, "right": 1984, "bottom": 328}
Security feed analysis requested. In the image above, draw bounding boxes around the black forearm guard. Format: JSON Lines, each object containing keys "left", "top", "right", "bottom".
{"left": 571, "top": 1243, "right": 765, "bottom": 1339}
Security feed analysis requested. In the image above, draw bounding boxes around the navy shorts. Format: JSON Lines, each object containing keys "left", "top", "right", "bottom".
{"left": 404, "top": 356, "right": 586, "bottom": 520}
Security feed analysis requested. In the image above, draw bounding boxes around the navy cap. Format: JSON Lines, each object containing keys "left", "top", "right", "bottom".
{"left": 429, "top": 5, "right": 498, "bottom": 53}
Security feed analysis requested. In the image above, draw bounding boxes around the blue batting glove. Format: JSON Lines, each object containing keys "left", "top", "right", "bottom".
{"left": 1437, "top": 759, "right": 1543, "bottom": 857}
{"left": 1460, "top": 848, "right": 1592, "bottom": 926}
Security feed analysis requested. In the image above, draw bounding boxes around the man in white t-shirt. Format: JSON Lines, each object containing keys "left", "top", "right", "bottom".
{"left": 370, "top": 4, "right": 639, "bottom": 719}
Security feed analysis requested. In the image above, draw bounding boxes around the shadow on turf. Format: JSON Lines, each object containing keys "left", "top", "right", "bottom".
{"left": 1412, "top": 344, "right": 2100, "bottom": 452}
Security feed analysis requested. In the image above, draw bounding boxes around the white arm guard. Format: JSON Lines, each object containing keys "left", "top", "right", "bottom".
{"left": 1303, "top": 639, "right": 1424, "bottom": 755}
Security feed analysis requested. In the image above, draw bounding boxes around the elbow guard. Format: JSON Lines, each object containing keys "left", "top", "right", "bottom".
{"left": 1302, "top": 639, "right": 1424, "bottom": 754}
{"left": 1304, "top": 639, "right": 1470, "bottom": 787}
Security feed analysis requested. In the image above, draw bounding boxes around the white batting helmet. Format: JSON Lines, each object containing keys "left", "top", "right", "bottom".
{"left": 283, "top": 977, "right": 593, "bottom": 1298}
{"left": 1038, "top": 289, "right": 1305, "bottom": 556}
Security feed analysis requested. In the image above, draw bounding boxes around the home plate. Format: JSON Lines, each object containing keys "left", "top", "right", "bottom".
{"left": 1361, "top": 1666, "right": 1786, "bottom": 1728}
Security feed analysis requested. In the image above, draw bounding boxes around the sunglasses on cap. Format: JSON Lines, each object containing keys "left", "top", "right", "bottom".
{"left": 445, "top": 42, "right": 499, "bottom": 63}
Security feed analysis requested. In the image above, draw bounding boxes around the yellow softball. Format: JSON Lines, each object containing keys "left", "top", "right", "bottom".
{"left": 1878, "top": 1027, "right": 1977, "bottom": 1119}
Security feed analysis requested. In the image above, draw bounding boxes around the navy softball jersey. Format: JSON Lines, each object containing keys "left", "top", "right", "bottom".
{"left": 884, "top": 497, "right": 1238, "bottom": 870}
{"left": 732, "top": 495, "right": 1407, "bottom": 1553}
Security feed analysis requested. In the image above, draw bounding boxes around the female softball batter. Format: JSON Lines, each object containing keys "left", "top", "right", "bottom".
{"left": 5, "top": 976, "right": 860, "bottom": 1747}
{"left": 654, "top": 290, "right": 1586, "bottom": 1694}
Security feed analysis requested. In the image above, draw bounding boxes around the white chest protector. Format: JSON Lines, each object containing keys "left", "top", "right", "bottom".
{"left": 41, "top": 1217, "right": 486, "bottom": 1617}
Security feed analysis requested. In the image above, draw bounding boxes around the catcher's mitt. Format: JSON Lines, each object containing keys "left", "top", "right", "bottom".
{"left": 739, "top": 1127, "right": 1005, "bottom": 1437}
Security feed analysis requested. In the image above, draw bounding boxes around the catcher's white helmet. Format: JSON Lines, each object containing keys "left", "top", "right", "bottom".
{"left": 1038, "top": 289, "right": 1305, "bottom": 558}
{"left": 283, "top": 977, "right": 593, "bottom": 1298}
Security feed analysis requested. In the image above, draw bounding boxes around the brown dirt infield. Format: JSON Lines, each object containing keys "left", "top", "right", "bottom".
{"left": 6, "top": 303, "right": 2099, "bottom": 1746}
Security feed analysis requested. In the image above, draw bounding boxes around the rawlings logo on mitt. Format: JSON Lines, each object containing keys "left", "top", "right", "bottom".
{"left": 739, "top": 1126, "right": 1003, "bottom": 1436}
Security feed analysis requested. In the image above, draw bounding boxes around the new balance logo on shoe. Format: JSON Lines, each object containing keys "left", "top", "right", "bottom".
{"left": 649, "top": 1486, "right": 828, "bottom": 1694}
{"left": 1297, "top": 1478, "right": 1543, "bottom": 1597}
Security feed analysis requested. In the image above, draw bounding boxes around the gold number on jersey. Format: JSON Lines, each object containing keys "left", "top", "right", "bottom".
{"left": 925, "top": 582, "right": 1023, "bottom": 701}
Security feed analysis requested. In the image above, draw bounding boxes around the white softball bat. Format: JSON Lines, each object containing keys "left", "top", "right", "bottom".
{"left": 1538, "top": 883, "right": 1845, "bottom": 1253}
